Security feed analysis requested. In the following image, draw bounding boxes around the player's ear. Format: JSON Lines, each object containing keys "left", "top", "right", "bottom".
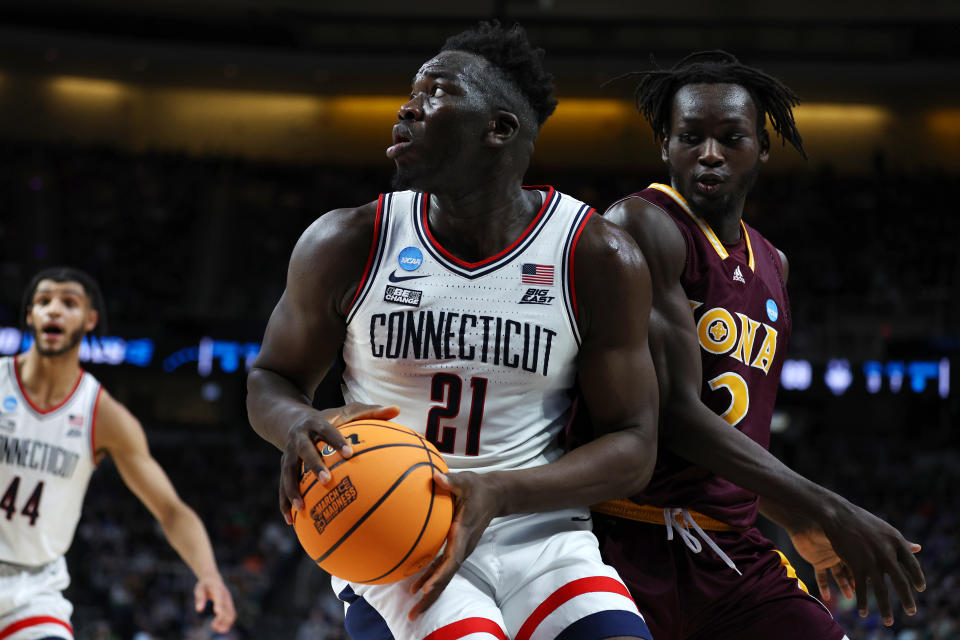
{"left": 759, "top": 129, "right": 770, "bottom": 163}
{"left": 84, "top": 308, "right": 99, "bottom": 334}
{"left": 660, "top": 130, "right": 670, "bottom": 163}
{"left": 485, "top": 110, "right": 520, "bottom": 147}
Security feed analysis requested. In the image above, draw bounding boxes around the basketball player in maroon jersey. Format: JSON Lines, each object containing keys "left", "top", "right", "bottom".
{"left": 594, "top": 51, "right": 925, "bottom": 639}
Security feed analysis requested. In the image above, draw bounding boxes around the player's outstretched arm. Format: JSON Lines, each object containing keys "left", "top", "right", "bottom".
{"left": 246, "top": 204, "right": 399, "bottom": 522}
{"left": 605, "top": 198, "right": 925, "bottom": 626}
{"left": 93, "top": 390, "right": 237, "bottom": 633}
{"left": 409, "top": 215, "right": 660, "bottom": 618}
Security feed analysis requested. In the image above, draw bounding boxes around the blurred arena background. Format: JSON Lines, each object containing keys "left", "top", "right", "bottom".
{"left": 0, "top": 1, "right": 957, "bottom": 638}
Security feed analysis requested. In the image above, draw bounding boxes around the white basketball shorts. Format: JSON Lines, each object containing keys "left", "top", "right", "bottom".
{"left": 0, "top": 556, "right": 73, "bottom": 639}
{"left": 332, "top": 508, "right": 651, "bottom": 640}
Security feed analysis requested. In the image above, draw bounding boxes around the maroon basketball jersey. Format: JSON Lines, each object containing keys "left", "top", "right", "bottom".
{"left": 630, "top": 183, "right": 792, "bottom": 528}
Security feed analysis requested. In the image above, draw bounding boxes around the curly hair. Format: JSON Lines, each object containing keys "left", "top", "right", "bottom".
{"left": 442, "top": 21, "right": 557, "bottom": 127}
{"left": 21, "top": 266, "right": 108, "bottom": 336}
{"left": 632, "top": 50, "right": 806, "bottom": 158}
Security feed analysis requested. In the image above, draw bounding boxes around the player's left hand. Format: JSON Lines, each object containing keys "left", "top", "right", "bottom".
{"left": 408, "top": 470, "right": 504, "bottom": 620}
{"left": 789, "top": 526, "right": 856, "bottom": 601}
{"left": 195, "top": 573, "right": 237, "bottom": 633}
{"left": 818, "top": 500, "right": 924, "bottom": 627}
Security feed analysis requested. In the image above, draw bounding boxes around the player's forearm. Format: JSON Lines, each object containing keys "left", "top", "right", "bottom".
{"left": 246, "top": 366, "right": 314, "bottom": 450}
{"left": 159, "top": 504, "right": 222, "bottom": 581}
{"left": 663, "top": 399, "right": 836, "bottom": 523}
{"left": 487, "top": 426, "right": 656, "bottom": 516}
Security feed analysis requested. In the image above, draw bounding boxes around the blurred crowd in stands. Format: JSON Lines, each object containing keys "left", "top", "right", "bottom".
{"left": 0, "top": 143, "right": 956, "bottom": 638}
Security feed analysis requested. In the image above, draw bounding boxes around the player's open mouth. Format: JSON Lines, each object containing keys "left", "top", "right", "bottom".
{"left": 41, "top": 323, "right": 64, "bottom": 338}
{"left": 695, "top": 174, "right": 724, "bottom": 194}
{"left": 386, "top": 129, "right": 413, "bottom": 159}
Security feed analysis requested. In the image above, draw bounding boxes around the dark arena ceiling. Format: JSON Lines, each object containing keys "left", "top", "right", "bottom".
{"left": 1, "top": 0, "right": 959, "bottom": 104}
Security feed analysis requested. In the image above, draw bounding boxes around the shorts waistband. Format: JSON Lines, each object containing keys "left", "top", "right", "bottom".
{"left": 591, "top": 499, "right": 744, "bottom": 532}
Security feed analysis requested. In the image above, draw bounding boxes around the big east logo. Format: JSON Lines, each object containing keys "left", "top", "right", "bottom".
{"left": 692, "top": 303, "right": 778, "bottom": 375}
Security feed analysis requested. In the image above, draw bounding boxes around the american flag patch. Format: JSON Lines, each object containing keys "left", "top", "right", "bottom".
{"left": 68, "top": 414, "right": 83, "bottom": 426}
{"left": 521, "top": 263, "right": 554, "bottom": 286}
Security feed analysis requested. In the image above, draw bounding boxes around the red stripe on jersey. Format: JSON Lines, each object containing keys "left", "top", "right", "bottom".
{"left": 567, "top": 209, "right": 594, "bottom": 320}
{"left": 14, "top": 354, "right": 85, "bottom": 415}
{"left": 423, "top": 616, "right": 509, "bottom": 640}
{"left": 91, "top": 385, "right": 104, "bottom": 464}
{"left": 346, "top": 194, "right": 385, "bottom": 313}
{"left": 421, "top": 186, "right": 556, "bottom": 269}
{"left": 515, "top": 575, "right": 633, "bottom": 640}
{"left": 0, "top": 616, "right": 73, "bottom": 639}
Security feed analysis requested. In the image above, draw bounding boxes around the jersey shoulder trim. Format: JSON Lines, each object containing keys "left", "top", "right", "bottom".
{"left": 560, "top": 206, "right": 594, "bottom": 346}
{"left": 345, "top": 193, "right": 391, "bottom": 324}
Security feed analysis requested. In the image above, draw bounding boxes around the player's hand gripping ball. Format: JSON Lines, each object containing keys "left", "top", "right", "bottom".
{"left": 292, "top": 419, "right": 453, "bottom": 584}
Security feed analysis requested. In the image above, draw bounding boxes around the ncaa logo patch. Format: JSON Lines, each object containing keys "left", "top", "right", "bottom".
{"left": 398, "top": 247, "right": 423, "bottom": 272}
{"left": 766, "top": 299, "right": 779, "bottom": 322}
{"left": 2, "top": 396, "right": 16, "bottom": 412}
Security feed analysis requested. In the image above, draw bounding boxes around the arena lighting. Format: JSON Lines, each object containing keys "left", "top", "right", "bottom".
{"left": 793, "top": 104, "right": 891, "bottom": 129}
{"left": 780, "top": 359, "right": 812, "bottom": 391}
{"left": 162, "top": 88, "right": 320, "bottom": 120}
{"left": 163, "top": 338, "right": 260, "bottom": 375}
{"left": 926, "top": 108, "right": 960, "bottom": 137}
{"left": 824, "top": 359, "right": 854, "bottom": 396}
{"left": 48, "top": 75, "right": 127, "bottom": 101}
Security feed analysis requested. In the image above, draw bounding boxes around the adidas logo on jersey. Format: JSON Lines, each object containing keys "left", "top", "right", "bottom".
{"left": 732, "top": 266, "right": 746, "bottom": 284}
{"left": 66, "top": 428, "right": 83, "bottom": 438}
{"left": 519, "top": 288, "right": 554, "bottom": 305}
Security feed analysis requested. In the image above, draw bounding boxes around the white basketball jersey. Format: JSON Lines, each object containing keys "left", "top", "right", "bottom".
{"left": 342, "top": 188, "right": 593, "bottom": 472}
{"left": 0, "top": 356, "right": 99, "bottom": 566}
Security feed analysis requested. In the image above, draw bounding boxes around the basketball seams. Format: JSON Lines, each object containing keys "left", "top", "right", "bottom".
{"left": 300, "top": 442, "right": 434, "bottom": 499}
{"left": 314, "top": 460, "right": 436, "bottom": 565}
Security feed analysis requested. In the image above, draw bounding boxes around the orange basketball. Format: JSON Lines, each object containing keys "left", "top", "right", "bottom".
{"left": 292, "top": 419, "right": 453, "bottom": 584}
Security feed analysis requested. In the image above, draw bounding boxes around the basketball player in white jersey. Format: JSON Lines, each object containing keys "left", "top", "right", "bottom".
{"left": 248, "top": 22, "right": 659, "bottom": 640}
{"left": 0, "top": 267, "right": 235, "bottom": 639}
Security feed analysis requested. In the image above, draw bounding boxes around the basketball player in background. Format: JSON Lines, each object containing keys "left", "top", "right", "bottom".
{"left": 0, "top": 267, "right": 235, "bottom": 639}
{"left": 593, "top": 51, "right": 925, "bottom": 639}
{"left": 248, "top": 22, "right": 659, "bottom": 640}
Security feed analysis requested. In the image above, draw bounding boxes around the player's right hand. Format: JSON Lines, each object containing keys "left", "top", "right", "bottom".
{"left": 279, "top": 402, "right": 399, "bottom": 524}
{"left": 818, "top": 498, "right": 925, "bottom": 626}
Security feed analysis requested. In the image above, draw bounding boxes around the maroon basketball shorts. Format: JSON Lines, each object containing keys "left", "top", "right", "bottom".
{"left": 592, "top": 511, "right": 848, "bottom": 640}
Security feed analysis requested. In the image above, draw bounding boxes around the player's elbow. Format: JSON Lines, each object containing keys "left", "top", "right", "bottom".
{"left": 618, "top": 423, "right": 658, "bottom": 496}
{"left": 245, "top": 366, "right": 273, "bottom": 436}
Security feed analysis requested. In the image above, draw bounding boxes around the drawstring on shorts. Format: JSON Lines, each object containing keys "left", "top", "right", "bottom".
{"left": 663, "top": 507, "right": 741, "bottom": 576}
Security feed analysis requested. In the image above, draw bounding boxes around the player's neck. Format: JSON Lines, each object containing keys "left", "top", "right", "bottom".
{"left": 699, "top": 208, "right": 744, "bottom": 244}
{"left": 426, "top": 183, "right": 539, "bottom": 263}
{"left": 16, "top": 348, "right": 83, "bottom": 410}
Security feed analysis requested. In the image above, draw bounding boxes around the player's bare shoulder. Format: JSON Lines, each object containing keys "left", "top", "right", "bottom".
{"left": 288, "top": 199, "right": 381, "bottom": 316}
{"left": 572, "top": 213, "right": 652, "bottom": 335}
{"left": 604, "top": 195, "right": 686, "bottom": 268}
{"left": 91, "top": 387, "right": 143, "bottom": 462}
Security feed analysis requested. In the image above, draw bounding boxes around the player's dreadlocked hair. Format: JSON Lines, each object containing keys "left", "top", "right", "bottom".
{"left": 442, "top": 21, "right": 558, "bottom": 127}
{"left": 633, "top": 50, "right": 806, "bottom": 158}
{"left": 21, "top": 266, "right": 108, "bottom": 336}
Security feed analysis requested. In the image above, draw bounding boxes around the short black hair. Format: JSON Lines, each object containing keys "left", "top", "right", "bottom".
{"left": 22, "top": 266, "right": 108, "bottom": 336}
{"left": 632, "top": 50, "right": 806, "bottom": 158}
{"left": 442, "top": 21, "right": 558, "bottom": 127}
